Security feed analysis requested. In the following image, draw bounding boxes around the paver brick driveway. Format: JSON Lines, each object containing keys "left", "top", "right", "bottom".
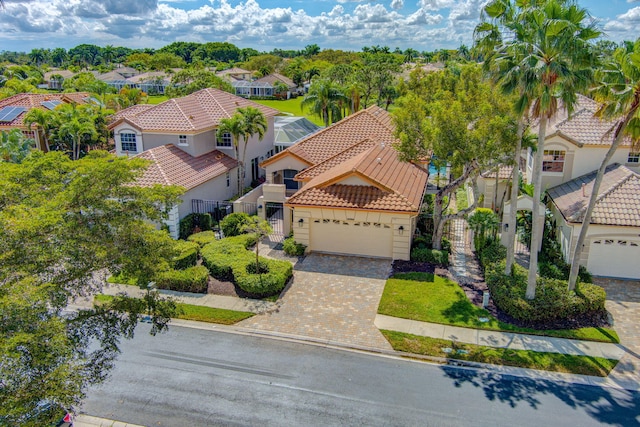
{"left": 239, "top": 253, "right": 393, "bottom": 350}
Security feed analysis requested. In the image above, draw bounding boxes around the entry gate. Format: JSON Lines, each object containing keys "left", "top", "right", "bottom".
{"left": 265, "top": 202, "right": 284, "bottom": 240}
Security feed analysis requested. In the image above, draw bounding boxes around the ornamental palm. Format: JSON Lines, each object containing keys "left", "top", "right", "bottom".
{"left": 301, "top": 79, "right": 348, "bottom": 127}
{"left": 477, "top": 0, "right": 600, "bottom": 299}
{"left": 238, "top": 106, "right": 267, "bottom": 195}
{"left": 567, "top": 40, "right": 640, "bottom": 290}
{"left": 24, "top": 107, "right": 54, "bottom": 152}
{"left": 217, "top": 114, "right": 245, "bottom": 195}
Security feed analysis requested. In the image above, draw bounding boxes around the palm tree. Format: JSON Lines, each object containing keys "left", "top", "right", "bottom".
{"left": 301, "top": 79, "right": 348, "bottom": 127}
{"left": 102, "top": 45, "right": 115, "bottom": 65}
{"left": 238, "top": 106, "right": 267, "bottom": 194}
{"left": 217, "top": 114, "right": 245, "bottom": 195}
{"left": 24, "top": 108, "right": 54, "bottom": 152}
{"left": 0, "top": 129, "right": 34, "bottom": 163}
{"left": 567, "top": 40, "right": 640, "bottom": 290}
{"left": 477, "top": 0, "right": 600, "bottom": 299}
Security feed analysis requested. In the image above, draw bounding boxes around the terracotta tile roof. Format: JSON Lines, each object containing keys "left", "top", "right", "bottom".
{"left": 108, "top": 88, "right": 280, "bottom": 133}
{"left": 288, "top": 141, "right": 428, "bottom": 213}
{"left": 254, "top": 73, "right": 296, "bottom": 88}
{"left": 127, "top": 71, "right": 169, "bottom": 84}
{"left": 263, "top": 105, "right": 395, "bottom": 167}
{"left": 109, "top": 104, "right": 155, "bottom": 124}
{"left": 0, "top": 92, "right": 90, "bottom": 128}
{"left": 556, "top": 108, "right": 634, "bottom": 147}
{"left": 134, "top": 144, "right": 238, "bottom": 190}
{"left": 43, "top": 70, "right": 76, "bottom": 80}
{"left": 96, "top": 71, "right": 127, "bottom": 82}
{"left": 294, "top": 139, "right": 378, "bottom": 181}
{"left": 481, "top": 165, "right": 514, "bottom": 180}
{"left": 548, "top": 163, "right": 640, "bottom": 227}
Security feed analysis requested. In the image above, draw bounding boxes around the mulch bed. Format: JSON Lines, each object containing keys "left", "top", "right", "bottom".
{"left": 207, "top": 277, "right": 264, "bottom": 299}
{"left": 391, "top": 259, "right": 611, "bottom": 331}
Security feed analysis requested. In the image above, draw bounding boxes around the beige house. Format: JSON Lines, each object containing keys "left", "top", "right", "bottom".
{"left": 258, "top": 106, "right": 428, "bottom": 260}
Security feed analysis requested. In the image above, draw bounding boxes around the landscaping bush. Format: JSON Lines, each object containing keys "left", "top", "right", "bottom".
{"left": 171, "top": 240, "right": 199, "bottom": 270}
{"left": 155, "top": 265, "right": 209, "bottom": 293}
{"left": 440, "top": 237, "right": 452, "bottom": 254}
{"left": 187, "top": 230, "right": 218, "bottom": 248}
{"left": 200, "top": 234, "right": 290, "bottom": 297}
{"left": 478, "top": 239, "right": 506, "bottom": 270}
{"left": 485, "top": 261, "right": 606, "bottom": 324}
{"left": 220, "top": 212, "right": 251, "bottom": 237}
{"left": 411, "top": 234, "right": 431, "bottom": 250}
{"left": 179, "top": 213, "right": 213, "bottom": 239}
{"left": 283, "top": 236, "right": 306, "bottom": 256}
{"left": 410, "top": 248, "right": 449, "bottom": 266}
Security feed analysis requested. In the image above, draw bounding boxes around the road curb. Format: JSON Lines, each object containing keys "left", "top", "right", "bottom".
{"left": 74, "top": 414, "right": 146, "bottom": 427}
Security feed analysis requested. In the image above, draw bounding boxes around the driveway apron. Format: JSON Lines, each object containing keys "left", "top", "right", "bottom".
{"left": 595, "top": 278, "right": 640, "bottom": 390}
{"left": 238, "top": 253, "right": 393, "bottom": 350}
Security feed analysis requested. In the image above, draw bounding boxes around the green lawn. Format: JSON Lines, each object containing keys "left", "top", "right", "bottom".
{"left": 381, "top": 330, "right": 618, "bottom": 377}
{"left": 251, "top": 98, "right": 325, "bottom": 127}
{"left": 378, "top": 272, "right": 619, "bottom": 343}
{"left": 94, "top": 294, "right": 254, "bottom": 325}
{"left": 146, "top": 95, "right": 168, "bottom": 104}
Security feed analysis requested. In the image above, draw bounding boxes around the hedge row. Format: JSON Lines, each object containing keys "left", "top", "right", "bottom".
{"left": 200, "top": 234, "right": 291, "bottom": 297}
{"left": 410, "top": 248, "right": 449, "bottom": 266}
{"left": 187, "top": 230, "right": 218, "bottom": 248}
{"left": 484, "top": 261, "right": 606, "bottom": 323}
{"left": 171, "top": 240, "right": 200, "bottom": 270}
{"left": 179, "top": 213, "right": 213, "bottom": 239}
{"left": 155, "top": 265, "right": 209, "bottom": 293}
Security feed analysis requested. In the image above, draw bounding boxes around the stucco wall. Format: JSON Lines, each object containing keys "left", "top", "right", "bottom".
{"left": 263, "top": 156, "right": 310, "bottom": 184}
{"left": 177, "top": 170, "right": 238, "bottom": 218}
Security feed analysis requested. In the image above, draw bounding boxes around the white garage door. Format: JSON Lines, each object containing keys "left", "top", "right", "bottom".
{"left": 310, "top": 219, "right": 393, "bottom": 258}
{"left": 588, "top": 238, "right": 640, "bottom": 279}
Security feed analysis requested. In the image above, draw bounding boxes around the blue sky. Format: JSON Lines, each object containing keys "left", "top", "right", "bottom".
{"left": 0, "top": 0, "right": 639, "bottom": 53}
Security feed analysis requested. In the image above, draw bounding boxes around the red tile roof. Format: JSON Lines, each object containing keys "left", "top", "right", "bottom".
{"left": 548, "top": 164, "right": 640, "bottom": 227}
{"left": 134, "top": 144, "right": 238, "bottom": 191}
{"left": 108, "top": 88, "right": 280, "bottom": 133}
{"left": 0, "top": 92, "right": 90, "bottom": 129}
{"left": 481, "top": 165, "right": 514, "bottom": 180}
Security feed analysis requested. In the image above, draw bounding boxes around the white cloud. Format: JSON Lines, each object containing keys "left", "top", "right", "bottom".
{"left": 603, "top": 6, "right": 640, "bottom": 41}
{"left": 390, "top": 0, "right": 403, "bottom": 10}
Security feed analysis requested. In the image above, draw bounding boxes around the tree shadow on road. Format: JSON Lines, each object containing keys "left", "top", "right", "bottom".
{"left": 441, "top": 366, "right": 640, "bottom": 426}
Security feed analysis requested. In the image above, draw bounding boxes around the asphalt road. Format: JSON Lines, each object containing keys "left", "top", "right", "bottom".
{"left": 81, "top": 324, "right": 640, "bottom": 427}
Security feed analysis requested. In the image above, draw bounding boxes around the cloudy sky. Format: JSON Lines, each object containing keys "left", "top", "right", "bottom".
{"left": 1, "top": 0, "right": 639, "bottom": 53}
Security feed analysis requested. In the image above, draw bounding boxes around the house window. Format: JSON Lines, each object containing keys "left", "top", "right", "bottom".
{"left": 226, "top": 172, "right": 230, "bottom": 187}
{"left": 542, "top": 150, "right": 565, "bottom": 172}
{"left": 120, "top": 133, "right": 137, "bottom": 153}
{"left": 628, "top": 152, "right": 640, "bottom": 164}
{"left": 283, "top": 169, "right": 298, "bottom": 190}
{"left": 217, "top": 132, "right": 232, "bottom": 147}
{"left": 178, "top": 135, "right": 188, "bottom": 146}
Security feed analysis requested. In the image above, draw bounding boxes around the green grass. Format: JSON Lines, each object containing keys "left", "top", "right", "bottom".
{"left": 378, "top": 273, "right": 619, "bottom": 343}
{"left": 381, "top": 330, "right": 618, "bottom": 377}
{"left": 455, "top": 186, "right": 468, "bottom": 211}
{"left": 107, "top": 273, "right": 139, "bottom": 287}
{"left": 94, "top": 294, "right": 254, "bottom": 325}
{"left": 146, "top": 95, "right": 168, "bottom": 104}
{"left": 251, "top": 98, "right": 325, "bottom": 126}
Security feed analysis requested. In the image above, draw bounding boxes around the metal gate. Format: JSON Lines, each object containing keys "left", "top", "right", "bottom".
{"left": 265, "top": 202, "right": 284, "bottom": 240}
{"left": 191, "top": 199, "right": 233, "bottom": 222}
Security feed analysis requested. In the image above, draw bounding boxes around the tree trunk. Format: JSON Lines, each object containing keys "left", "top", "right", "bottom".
{"left": 505, "top": 119, "right": 524, "bottom": 275}
{"left": 241, "top": 136, "right": 250, "bottom": 196}
{"left": 526, "top": 115, "right": 548, "bottom": 300}
{"left": 567, "top": 111, "right": 635, "bottom": 290}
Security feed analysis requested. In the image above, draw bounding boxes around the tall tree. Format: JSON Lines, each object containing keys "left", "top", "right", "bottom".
{"left": 301, "top": 79, "right": 348, "bottom": 127}
{"left": 24, "top": 107, "right": 54, "bottom": 152}
{"left": 238, "top": 106, "right": 267, "bottom": 193}
{"left": 217, "top": 114, "right": 245, "bottom": 195}
{"left": 567, "top": 39, "right": 640, "bottom": 289}
{"left": 476, "top": 0, "right": 600, "bottom": 298}
{"left": 0, "top": 129, "right": 34, "bottom": 163}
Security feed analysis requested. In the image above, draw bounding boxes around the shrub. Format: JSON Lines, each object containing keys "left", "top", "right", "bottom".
{"left": 283, "top": 236, "right": 306, "bottom": 256}
{"left": 411, "top": 235, "right": 431, "bottom": 250}
{"left": 220, "top": 212, "right": 251, "bottom": 237}
{"left": 171, "top": 240, "right": 199, "bottom": 270}
{"left": 187, "top": 230, "right": 218, "bottom": 247}
{"left": 440, "top": 237, "right": 452, "bottom": 254}
{"left": 179, "top": 213, "right": 213, "bottom": 239}
{"left": 411, "top": 248, "right": 449, "bottom": 266}
{"left": 485, "top": 261, "right": 606, "bottom": 323}
{"left": 155, "top": 265, "right": 209, "bottom": 293}
{"left": 200, "top": 234, "right": 290, "bottom": 297}
{"left": 478, "top": 240, "right": 506, "bottom": 270}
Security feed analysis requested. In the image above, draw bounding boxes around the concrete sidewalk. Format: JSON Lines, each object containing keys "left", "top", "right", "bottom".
{"left": 75, "top": 414, "right": 145, "bottom": 427}
{"left": 375, "top": 314, "right": 625, "bottom": 359}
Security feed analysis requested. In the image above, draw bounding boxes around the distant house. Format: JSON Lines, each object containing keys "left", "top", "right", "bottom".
{"left": 216, "top": 67, "right": 253, "bottom": 82}
{"left": 43, "top": 70, "right": 76, "bottom": 90}
{"left": 273, "top": 116, "right": 321, "bottom": 153}
{"left": 126, "top": 71, "right": 171, "bottom": 95}
{"left": 258, "top": 106, "right": 428, "bottom": 260}
{"left": 232, "top": 73, "right": 297, "bottom": 99}
{"left": 0, "top": 92, "right": 90, "bottom": 151}
{"left": 108, "top": 88, "right": 280, "bottom": 237}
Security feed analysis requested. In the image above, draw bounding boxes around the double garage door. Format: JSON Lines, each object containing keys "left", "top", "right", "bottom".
{"left": 587, "top": 238, "right": 640, "bottom": 279}
{"left": 309, "top": 219, "right": 393, "bottom": 258}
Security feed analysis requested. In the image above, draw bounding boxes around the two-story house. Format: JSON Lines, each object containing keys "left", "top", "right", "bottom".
{"left": 108, "top": 88, "right": 280, "bottom": 238}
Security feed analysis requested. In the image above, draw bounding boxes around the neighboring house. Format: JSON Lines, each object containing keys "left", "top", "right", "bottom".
{"left": 126, "top": 71, "right": 170, "bottom": 95}
{"left": 232, "top": 73, "right": 297, "bottom": 99}
{"left": 134, "top": 144, "right": 239, "bottom": 238}
{"left": 43, "top": 70, "right": 76, "bottom": 90}
{"left": 475, "top": 165, "right": 513, "bottom": 210}
{"left": 0, "top": 92, "right": 90, "bottom": 151}
{"left": 273, "top": 116, "right": 321, "bottom": 154}
{"left": 96, "top": 71, "right": 129, "bottom": 91}
{"left": 216, "top": 67, "right": 253, "bottom": 82}
{"left": 258, "top": 106, "right": 428, "bottom": 260}
{"left": 547, "top": 164, "right": 640, "bottom": 279}
{"left": 108, "top": 88, "right": 280, "bottom": 235}
{"left": 113, "top": 65, "right": 140, "bottom": 78}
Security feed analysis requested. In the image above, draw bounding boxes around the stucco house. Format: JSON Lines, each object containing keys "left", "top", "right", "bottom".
{"left": 108, "top": 88, "right": 280, "bottom": 237}
{"left": 232, "top": 73, "right": 297, "bottom": 99}
{"left": 0, "top": 92, "right": 90, "bottom": 151}
{"left": 497, "top": 94, "right": 640, "bottom": 279}
{"left": 258, "top": 106, "right": 428, "bottom": 260}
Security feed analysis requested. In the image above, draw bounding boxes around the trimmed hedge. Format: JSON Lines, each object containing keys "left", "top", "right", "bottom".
{"left": 179, "top": 213, "right": 213, "bottom": 239}
{"left": 201, "top": 234, "right": 290, "bottom": 297}
{"left": 220, "top": 212, "right": 251, "bottom": 237}
{"left": 283, "top": 236, "right": 306, "bottom": 256}
{"left": 171, "top": 240, "right": 199, "bottom": 270}
{"left": 155, "top": 265, "right": 209, "bottom": 293}
{"left": 478, "top": 240, "right": 506, "bottom": 270}
{"left": 485, "top": 261, "right": 606, "bottom": 323}
{"left": 410, "top": 248, "right": 449, "bottom": 266}
{"left": 187, "top": 230, "right": 218, "bottom": 248}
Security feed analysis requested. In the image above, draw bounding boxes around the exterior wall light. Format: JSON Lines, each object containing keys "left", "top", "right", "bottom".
{"left": 298, "top": 218, "right": 304, "bottom": 227}
{"left": 398, "top": 225, "right": 404, "bottom": 235}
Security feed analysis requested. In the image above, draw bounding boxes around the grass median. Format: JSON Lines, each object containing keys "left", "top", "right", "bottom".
{"left": 94, "top": 294, "right": 254, "bottom": 325}
{"left": 381, "top": 330, "right": 618, "bottom": 377}
{"left": 378, "top": 272, "right": 619, "bottom": 343}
